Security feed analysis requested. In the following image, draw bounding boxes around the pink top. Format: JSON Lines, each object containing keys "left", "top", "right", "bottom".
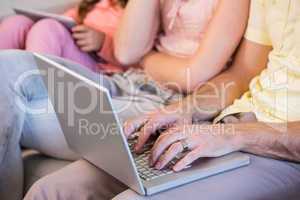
{"left": 156, "top": 0, "right": 219, "bottom": 57}
{"left": 64, "top": 0, "right": 125, "bottom": 73}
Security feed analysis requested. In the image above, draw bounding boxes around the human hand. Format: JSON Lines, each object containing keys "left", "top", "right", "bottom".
{"left": 150, "top": 124, "right": 240, "bottom": 172}
{"left": 123, "top": 104, "right": 193, "bottom": 153}
{"left": 72, "top": 25, "right": 105, "bottom": 52}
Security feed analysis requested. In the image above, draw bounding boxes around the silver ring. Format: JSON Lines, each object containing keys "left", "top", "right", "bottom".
{"left": 181, "top": 139, "right": 190, "bottom": 152}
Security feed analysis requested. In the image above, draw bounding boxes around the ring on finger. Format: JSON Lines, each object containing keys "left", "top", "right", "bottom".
{"left": 180, "top": 139, "right": 190, "bottom": 152}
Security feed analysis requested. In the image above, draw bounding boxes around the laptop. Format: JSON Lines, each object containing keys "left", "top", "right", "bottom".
{"left": 14, "top": 7, "right": 76, "bottom": 30}
{"left": 34, "top": 53, "right": 250, "bottom": 196}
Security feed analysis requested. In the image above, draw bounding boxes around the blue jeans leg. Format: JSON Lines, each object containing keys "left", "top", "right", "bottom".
{"left": 0, "top": 50, "right": 44, "bottom": 200}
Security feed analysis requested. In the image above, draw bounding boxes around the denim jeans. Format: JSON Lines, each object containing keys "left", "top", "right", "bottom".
{"left": 0, "top": 50, "right": 173, "bottom": 200}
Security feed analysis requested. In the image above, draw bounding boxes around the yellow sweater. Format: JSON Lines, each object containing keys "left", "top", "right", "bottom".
{"left": 215, "top": 0, "right": 300, "bottom": 123}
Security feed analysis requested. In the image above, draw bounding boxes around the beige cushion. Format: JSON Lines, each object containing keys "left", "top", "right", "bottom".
{"left": 22, "top": 150, "right": 71, "bottom": 193}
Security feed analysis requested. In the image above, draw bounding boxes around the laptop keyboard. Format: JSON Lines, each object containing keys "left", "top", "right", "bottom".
{"left": 128, "top": 140, "right": 186, "bottom": 181}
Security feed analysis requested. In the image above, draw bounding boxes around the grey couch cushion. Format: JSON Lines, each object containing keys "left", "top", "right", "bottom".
{"left": 23, "top": 150, "right": 71, "bottom": 193}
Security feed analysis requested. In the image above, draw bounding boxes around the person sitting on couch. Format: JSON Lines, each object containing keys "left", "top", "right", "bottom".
{"left": 0, "top": 0, "right": 128, "bottom": 74}
{"left": 25, "top": 0, "right": 300, "bottom": 199}
{"left": 124, "top": 0, "right": 300, "bottom": 196}
{"left": 0, "top": 0, "right": 250, "bottom": 200}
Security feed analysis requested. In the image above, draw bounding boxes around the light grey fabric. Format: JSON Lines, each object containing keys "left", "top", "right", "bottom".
{"left": 290, "top": 162, "right": 300, "bottom": 171}
{"left": 24, "top": 159, "right": 127, "bottom": 200}
{"left": 114, "top": 154, "right": 300, "bottom": 200}
{"left": 23, "top": 150, "right": 71, "bottom": 193}
{"left": 25, "top": 154, "right": 300, "bottom": 200}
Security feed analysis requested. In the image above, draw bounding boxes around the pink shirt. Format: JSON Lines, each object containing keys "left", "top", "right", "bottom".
{"left": 157, "top": 0, "right": 219, "bottom": 57}
{"left": 64, "top": 0, "right": 124, "bottom": 73}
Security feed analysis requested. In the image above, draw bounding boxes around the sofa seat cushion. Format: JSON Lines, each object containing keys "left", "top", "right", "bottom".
{"left": 22, "top": 150, "right": 71, "bottom": 193}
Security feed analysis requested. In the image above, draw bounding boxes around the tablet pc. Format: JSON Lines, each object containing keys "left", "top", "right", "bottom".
{"left": 14, "top": 7, "right": 76, "bottom": 30}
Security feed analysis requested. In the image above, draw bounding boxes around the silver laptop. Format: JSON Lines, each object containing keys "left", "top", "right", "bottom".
{"left": 34, "top": 54, "right": 250, "bottom": 196}
{"left": 14, "top": 7, "right": 76, "bottom": 29}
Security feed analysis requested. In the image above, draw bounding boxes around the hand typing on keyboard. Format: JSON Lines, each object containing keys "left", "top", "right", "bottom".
{"left": 123, "top": 106, "right": 194, "bottom": 173}
{"left": 128, "top": 134, "right": 191, "bottom": 181}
